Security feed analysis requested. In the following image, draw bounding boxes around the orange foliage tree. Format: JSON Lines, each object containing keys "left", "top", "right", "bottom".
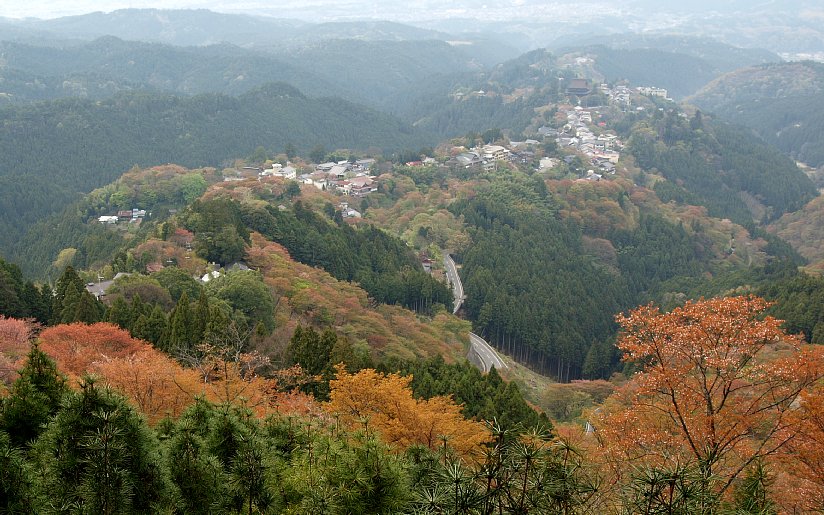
{"left": 781, "top": 387, "right": 824, "bottom": 511}
{"left": 596, "top": 296, "right": 824, "bottom": 502}
{"left": 325, "top": 365, "right": 489, "bottom": 457}
{"left": 92, "top": 349, "right": 201, "bottom": 424}
{"left": 0, "top": 315, "right": 34, "bottom": 386}
{"left": 37, "top": 322, "right": 316, "bottom": 423}
{"left": 38, "top": 323, "right": 146, "bottom": 381}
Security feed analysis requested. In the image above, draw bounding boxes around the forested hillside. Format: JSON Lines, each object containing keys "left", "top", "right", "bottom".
{"left": 0, "top": 84, "right": 426, "bottom": 260}
{"left": 451, "top": 178, "right": 630, "bottom": 381}
{"left": 627, "top": 111, "right": 817, "bottom": 224}
{"left": 690, "top": 61, "right": 824, "bottom": 167}
{"left": 0, "top": 36, "right": 484, "bottom": 109}
{"left": 189, "top": 195, "right": 452, "bottom": 316}
{"left": 0, "top": 37, "right": 334, "bottom": 102}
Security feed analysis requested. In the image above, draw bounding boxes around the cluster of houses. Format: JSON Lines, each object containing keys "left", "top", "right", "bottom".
{"left": 597, "top": 83, "right": 633, "bottom": 109}
{"left": 298, "top": 159, "right": 377, "bottom": 197}
{"left": 549, "top": 106, "right": 622, "bottom": 180}
{"left": 446, "top": 144, "right": 539, "bottom": 172}
{"left": 245, "top": 159, "right": 380, "bottom": 198}
{"left": 259, "top": 162, "right": 298, "bottom": 180}
{"left": 97, "top": 208, "right": 147, "bottom": 225}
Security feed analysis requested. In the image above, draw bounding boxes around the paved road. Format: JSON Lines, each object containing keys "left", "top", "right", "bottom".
{"left": 441, "top": 253, "right": 508, "bottom": 373}
{"left": 443, "top": 254, "right": 464, "bottom": 314}
{"left": 469, "top": 332, "right": 508, "bottom": 373}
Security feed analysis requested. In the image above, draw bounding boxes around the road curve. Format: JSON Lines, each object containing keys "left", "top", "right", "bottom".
{"left": 441, "top": 252, "right": 508, "bottom": 373}
{"left": 443, "top": 254, "right": 464, "bottom": 315}
{"left": 469, "top": 332, "right": 508, "bottom": 373}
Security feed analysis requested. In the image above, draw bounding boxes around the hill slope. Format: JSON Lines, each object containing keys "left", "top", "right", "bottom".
{"left": 689, "top": 61, "right": 824, "bottom": 167}
{"left": 0, "top": 83, "right": 427, "bottom": 260}
{"left": 0, "top": 35, "right": 486, "bottom": 111}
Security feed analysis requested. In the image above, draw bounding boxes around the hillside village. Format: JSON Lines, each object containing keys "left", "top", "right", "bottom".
{"left": 92, "top": 81, "right": 672, "bottom": 231}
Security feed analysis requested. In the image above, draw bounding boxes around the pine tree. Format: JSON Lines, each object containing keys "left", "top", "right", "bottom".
{"left": 31, "top": 377, "right": 175, "bottom": 513}
{"left": 193, "top": 288, "right": 210, "bottom": 345}
{"left": 129, "top": 293, "right": 148, "bottom": 322}
{"left": 132, "top": 306, "right": 167, "bottom": 347}
{"left": 107, "top": 296, "right": 132, "bottom": 330}
{"left": 167, "top": 291, "right": 195, "bottom": 354}
{"left": 72, "top": 289, "right": 104, "bottom": 324}
{"left": 204, "top": 305, "right": 230, "bottom": 345}
{"left": 58, "top": 282, "right": 82, "bottom": 324}
{"left": 51, "top": 265, "right": 84, "bottom": 324}
{"left": 0, "top": 344, "right": 68, "bottom": 448}
{"left": 287, "top": 325, "right": 335, "bottom": 375}
{"left": 165, "top": 421, "right": 228, "bottom": 514}
{"left": 0, "top": 431, "right": 35, "bottom": 513}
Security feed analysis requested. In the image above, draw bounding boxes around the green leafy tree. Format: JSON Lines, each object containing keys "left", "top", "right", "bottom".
{"left": 207, "top": 271, "right": 275, "bottom": 333}
{"left": 285, "top": 180, "right": 302, "bottom": 199}
{"left": 153, "top": 266, "right": 201, "bottom": 303}
{"left": 178, "top": 173, "right": 208, "bottom": 204}
{"left": 197, "top": 226, "right": 247, "bottom": 265}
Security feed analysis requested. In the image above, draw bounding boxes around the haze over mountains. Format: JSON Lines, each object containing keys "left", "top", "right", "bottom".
{"left": 2, "top": 1, "right": 823, "bottom": 55}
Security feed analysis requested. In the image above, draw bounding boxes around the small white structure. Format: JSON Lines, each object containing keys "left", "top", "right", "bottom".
{"left": 637, "top": 86, "right": 668, "bottom": 99}
{"left": 201, "top": 270, "right": 222, "bottom": 283}
{"left": 98, "top": 215, "right": 118, "bottom": 224}
{"left": 539, "top": 157, "right": 558, "bottom": 170}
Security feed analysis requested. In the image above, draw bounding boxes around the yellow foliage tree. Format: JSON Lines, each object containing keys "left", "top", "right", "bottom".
{"left": 326, "top": 365, "right": 489, "bottom": 457}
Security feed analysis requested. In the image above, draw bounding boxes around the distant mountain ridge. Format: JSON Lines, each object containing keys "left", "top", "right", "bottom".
{"left": 0, "top": 35, "right": 487, "bottom": 110}
{"left": 0, "top": 8, "right": 518, "bottom": 65}
{"left": 553, "top": 34, "right": 780, "bottom": 74}
{"left": 1, "top": 9, "right": 307, "bottom": 47}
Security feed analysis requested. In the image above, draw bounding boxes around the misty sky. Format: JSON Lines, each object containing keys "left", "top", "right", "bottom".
{"left": 0, "top": 0, "right": 810, "bottom": 26}
{"left": 2, "top": 0, "right": 629, "bottom": 22}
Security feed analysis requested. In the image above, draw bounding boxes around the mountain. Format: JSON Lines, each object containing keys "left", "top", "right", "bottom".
{"left": 0, "top": 83, "right": 428, "bottom": 260}
{"left": 689, "top": 61, "right": 824, "bottom": 167}
{"left": 770, "top": 195, "right": 824, "bottom": 272}
{"left": 627, "top": 112, "right": 818, "bottom": 224}
{"left": 0, "top": 37, "right": 337, "bottom": 102}
{"left": 7, "top": 9, "right": 308, "bottom": 47}
{"left": 273, "top": 39, "right": 482, "bottom": 109}
{"left": 0, "top": 35, "right": 488, "bottom": 111}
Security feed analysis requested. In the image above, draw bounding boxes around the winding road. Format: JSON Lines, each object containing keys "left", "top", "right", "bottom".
{"left": 443, "top": 254, "right": 464, "bottom": 315}
{"left": 469, "top": 332, "right": 509, "bottom": 372}
{"left": 443, "top": 252, "right": 508, "bottom": 372}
